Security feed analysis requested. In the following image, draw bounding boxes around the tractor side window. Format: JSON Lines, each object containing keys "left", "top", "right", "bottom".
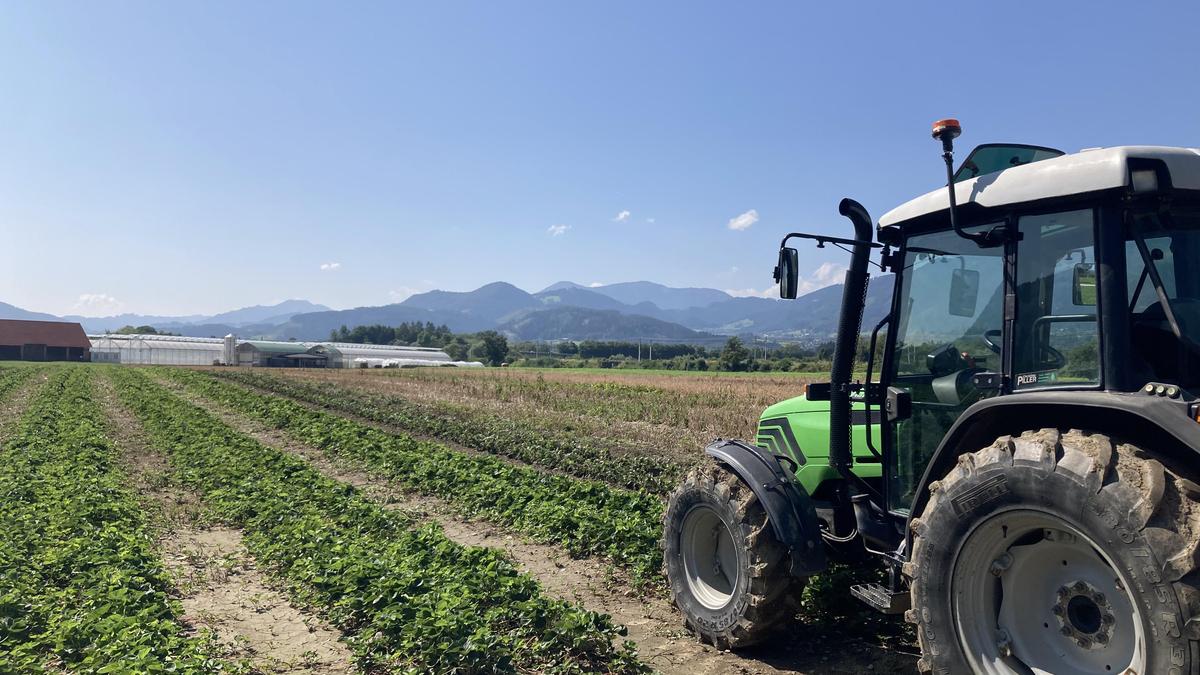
{"left": 887, "top": 224, "right": 1006, "bottom": 513}
{"left": 1126, "top": 236, "right": 1176, "bottom": 313}
{"left": 1014, "top": 210, "right": 1100, "bottom": 389}
{"left": 892, "top": 229, "right": 1006, "bottom": 378}
{"left": 1127, "top": 207, "right": 1200, "bottom": 386}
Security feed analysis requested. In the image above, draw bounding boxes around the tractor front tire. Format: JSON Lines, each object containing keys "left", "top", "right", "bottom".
{"left": 910, "top": 429, "right": 1200, "bottom": 675}
{"left": 663, "top": 463, "right": 803, "bottom": 649}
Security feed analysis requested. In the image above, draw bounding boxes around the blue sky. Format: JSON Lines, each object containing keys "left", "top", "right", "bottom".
{"left": 2, "top": 2, "right": 1198, "bottom": 316}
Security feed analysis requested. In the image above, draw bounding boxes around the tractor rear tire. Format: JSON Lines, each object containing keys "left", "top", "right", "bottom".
{"left": 662, "top": 463, "right": 803, "bottom": 649}
{"left": 909, "top": 428, "right": 1200, "bottom": 675}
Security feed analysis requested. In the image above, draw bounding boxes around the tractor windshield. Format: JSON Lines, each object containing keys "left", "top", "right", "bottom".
{"left": 1128, "top": 207, "right": 1200, "bottom": 386}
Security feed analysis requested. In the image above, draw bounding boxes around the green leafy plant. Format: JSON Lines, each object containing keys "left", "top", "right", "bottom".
{"left": 0, "top": 367, "right": 225, "bottom": 672}
{"left": 169, "top": 368, "right": 666, "bottom": 583}
{"left": 112, "top": 368, "right": 648, "bottom": 673}
{"left": 212, "top": 369, "right": 684, "bottom": 493}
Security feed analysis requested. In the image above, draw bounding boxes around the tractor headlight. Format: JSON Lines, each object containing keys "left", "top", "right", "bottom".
{"left": 1131, "top": 168, "right": 1159, "bottom": 193}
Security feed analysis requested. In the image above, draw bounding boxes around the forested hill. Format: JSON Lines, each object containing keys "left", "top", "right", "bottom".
{"left": 2, "top": 275, "right": 894, "bottom": 344}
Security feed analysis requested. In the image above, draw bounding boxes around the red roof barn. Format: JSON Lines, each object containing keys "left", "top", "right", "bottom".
{"left": 0, "top": 319, "right": 91, "bottom": 362}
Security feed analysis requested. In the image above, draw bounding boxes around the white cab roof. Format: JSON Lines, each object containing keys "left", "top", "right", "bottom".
{"left": 878, "top": 146, "right": 1200, "bottom": 228}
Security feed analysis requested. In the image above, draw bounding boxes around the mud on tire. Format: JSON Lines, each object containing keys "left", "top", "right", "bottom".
{"left": 909, "top": 428, "right": 1200, "bottom": 674}
{"left": 662, "top": 463, "right": 803, "bottom": 649}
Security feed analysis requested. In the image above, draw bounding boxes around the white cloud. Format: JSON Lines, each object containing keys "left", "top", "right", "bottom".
{"left": 613, "top": 210, "right": 631, "bottom": 223}
{"left": 73, "top": 293, "right": 124, "bottom": 314}
{"left": 727, "top": 209, "right": 759, "bottom": 231}
{"left": 320, "top": 262, "right": 342, "bottom": 271}
{"left": 588, "top": 282, "right": 605, "bottom": 288}
{"left": 547, "top": 224, "right": 570, "bottom": 236}
{"left": 646, "top": 217, "right": 656, "bottom": 224}
{"left": 725, "top": 287, "right": 778, "bottom": 298}
{"left": 387, "top": 281, "right": 436, "bottom": 303}
{"left": 724, "top": 262, "right": 847, "bottom": 299}
{"left": 387, "top": 287, "right": 421, "bottom": 302}
{"left": 796, "top": 262, "right": 847, "bottom": 295}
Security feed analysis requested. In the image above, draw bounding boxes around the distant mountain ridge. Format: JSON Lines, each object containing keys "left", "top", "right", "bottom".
{"left": 0, "top": 299, "right": 331, "bottom": 335}
{"left": 0, "top": 276, "right": 893, "bottom": 343}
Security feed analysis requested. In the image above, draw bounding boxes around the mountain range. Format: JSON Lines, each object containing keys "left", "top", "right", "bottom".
{"left": 0, "top": 277, "right": 895, "bottom": 344}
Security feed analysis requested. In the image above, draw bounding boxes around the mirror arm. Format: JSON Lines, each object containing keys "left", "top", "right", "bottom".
{"left": 780, "top": 232, "right": 883, "bottom": 250}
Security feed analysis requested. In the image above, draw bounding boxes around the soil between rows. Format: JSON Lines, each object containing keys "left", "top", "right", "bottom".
{"left": 167, "top": 374, "right": 918, "bottom": 674}
{"left": 95, "top": 373, "right": 356, "bottom": 674}
{"left": 0, "top": 370, "right": 49, "bottom": 443}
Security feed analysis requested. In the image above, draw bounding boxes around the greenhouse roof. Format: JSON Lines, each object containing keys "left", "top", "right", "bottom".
{"left": 239, "top": 341, "right": 312, "bottom": 355}
{"left": 311, "top": 344, "right": 451, "bottom": 361}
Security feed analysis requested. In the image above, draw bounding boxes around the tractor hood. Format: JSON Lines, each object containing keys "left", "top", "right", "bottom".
{"left": 760, "top": 393, "right": 829, "bottom": 418}
{"left": 755, "top": 391, "right": 879, "bottom": 496}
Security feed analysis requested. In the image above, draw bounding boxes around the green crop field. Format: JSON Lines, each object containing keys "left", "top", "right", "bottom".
{"left": 0, "top": 362, "right": 915, "bottom": 674}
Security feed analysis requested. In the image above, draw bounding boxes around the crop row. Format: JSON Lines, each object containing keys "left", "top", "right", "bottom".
{"left": 0, "top": 365, "right": 40, "bottom": 403}
{"left": 112, "top": 368, "right": 647, "bottom": 673}
{"left": 170, "top": 368, "right": 667, "bottom": 582}
{"left": 0, "top": 368, "right": 223, "bottom": 672}
{"left": 211, "top": 368, "right": 684, "bottom": 493}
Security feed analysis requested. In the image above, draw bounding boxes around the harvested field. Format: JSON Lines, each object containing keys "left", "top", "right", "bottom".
{"left": 201, "top": 366, "right": 823, "bottom": 494}
{"left": 258, "top": 366, "right": 816, "bottom": 444}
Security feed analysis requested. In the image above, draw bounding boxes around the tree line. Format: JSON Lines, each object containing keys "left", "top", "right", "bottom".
{"left": 329, "top": 322, "right": 510, "bottom": 366}
{"left": 325, "top": 322, "right": 886, "bottom": 372}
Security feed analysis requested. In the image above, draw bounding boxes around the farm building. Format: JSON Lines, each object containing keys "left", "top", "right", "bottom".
{"left": 90, "top": 334, "right": 232, "bottom": 366}
{"left": 0, "top": 319, "right": 90, "bottom": 362}
{"left": 307, "top": 343, "right": 453, "bottom": 368}
{"left": 234, "top": 341, "right": 318, "bottom": 367}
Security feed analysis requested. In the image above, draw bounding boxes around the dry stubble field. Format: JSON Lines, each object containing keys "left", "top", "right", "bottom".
{"left": 0, "top": 363, "right": 916, "bottom": 674}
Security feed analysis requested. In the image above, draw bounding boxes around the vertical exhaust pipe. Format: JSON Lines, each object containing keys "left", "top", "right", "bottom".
{"left": 828, "top": 198, "right": 874, "bottom": 475}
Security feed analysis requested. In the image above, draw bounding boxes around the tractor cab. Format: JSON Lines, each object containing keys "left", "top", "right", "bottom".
{"left": 874, "top": 142, "right": 1200, "bottom": 516}
{"left": 664, "top": 120, "right": 1200, "bottom": 675}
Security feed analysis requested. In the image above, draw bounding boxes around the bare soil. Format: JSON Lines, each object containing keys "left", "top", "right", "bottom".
{"left": 95, "top": 374, "right": 356, "bottom": 674}
{"left": 173, "top": 377, "right": 918, "bottom": 675}
{"left": 0, "top": 369, "right": 49, "bottom": 442}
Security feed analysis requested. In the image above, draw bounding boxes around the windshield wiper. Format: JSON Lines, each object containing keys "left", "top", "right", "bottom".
{"left": 1131, "top": 224, "right": 1188, "bottom": 343}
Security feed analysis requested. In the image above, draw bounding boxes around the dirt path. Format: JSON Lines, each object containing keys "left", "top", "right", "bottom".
{"left": 168, "top": 376, "right": 918, "bottom": 675}
{"left": 95, "top": 374, "right": 356, "bottom": 674}
{"left": 0, "top": 369, "right": 49, "bottom": 442}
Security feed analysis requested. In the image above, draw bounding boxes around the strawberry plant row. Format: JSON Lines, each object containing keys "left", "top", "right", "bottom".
{"left": 110, "top": 368, "right": 648, "bottom": 673}
{"left": 0, "top": 365, "right": 38, "bottom": 404}
{"left": 171, "top": 368, "right": 667, "bottom": 582}
{"left": 210, "top": 369, "right": 682, "bottom": 493}
{"left": 0, "top": 367, "right": 223, "bottom": 672}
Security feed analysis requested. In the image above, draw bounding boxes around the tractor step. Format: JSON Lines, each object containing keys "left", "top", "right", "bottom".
{"left": 851, "top": 583, "right": 910, "bottom": 614}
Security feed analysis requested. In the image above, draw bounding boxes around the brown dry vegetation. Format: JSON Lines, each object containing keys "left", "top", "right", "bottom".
{"left": 256, "top": 367, "right": 818, "bottom": 466}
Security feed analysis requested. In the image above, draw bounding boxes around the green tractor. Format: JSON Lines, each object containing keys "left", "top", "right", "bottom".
{"left": 663, "top": 120, "right": 1200, "bottom": 674}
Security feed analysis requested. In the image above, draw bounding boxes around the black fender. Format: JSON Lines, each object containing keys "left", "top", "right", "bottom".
{"left": 705, "top": 438, "right": 827, "bottom": 577}
{"left": 904, "top": 388, "right": 1200, "bottom": 550}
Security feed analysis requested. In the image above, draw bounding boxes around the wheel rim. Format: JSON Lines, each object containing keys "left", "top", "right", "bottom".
{"left": 952, "top": 509, "right": 1146, "bottom": 675}
{"left": 680, "top": 504, "right": 739, "bottom": 610}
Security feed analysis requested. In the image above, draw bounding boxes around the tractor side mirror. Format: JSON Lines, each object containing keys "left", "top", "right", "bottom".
{"left": 948, "top": 268, "right": 980, "bottom": 317}
{"left": 775, "top": 247, "right": 799, "bottom": 299}
{"left": 1072, "top": 263, "right": 1097, "bottom": 306}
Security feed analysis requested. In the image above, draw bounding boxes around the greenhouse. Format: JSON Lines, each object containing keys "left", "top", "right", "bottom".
{"left": 307, "top": 343, "right": 452, "bottom": 368}
{"left": 88, "top": 334, "right": 463, "bottom": 369}
{"left": 89, "top": 334, "right": 232, "bottom": 366}
{"left": 235, "top": 341, "right": 317, "bottom": 367}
